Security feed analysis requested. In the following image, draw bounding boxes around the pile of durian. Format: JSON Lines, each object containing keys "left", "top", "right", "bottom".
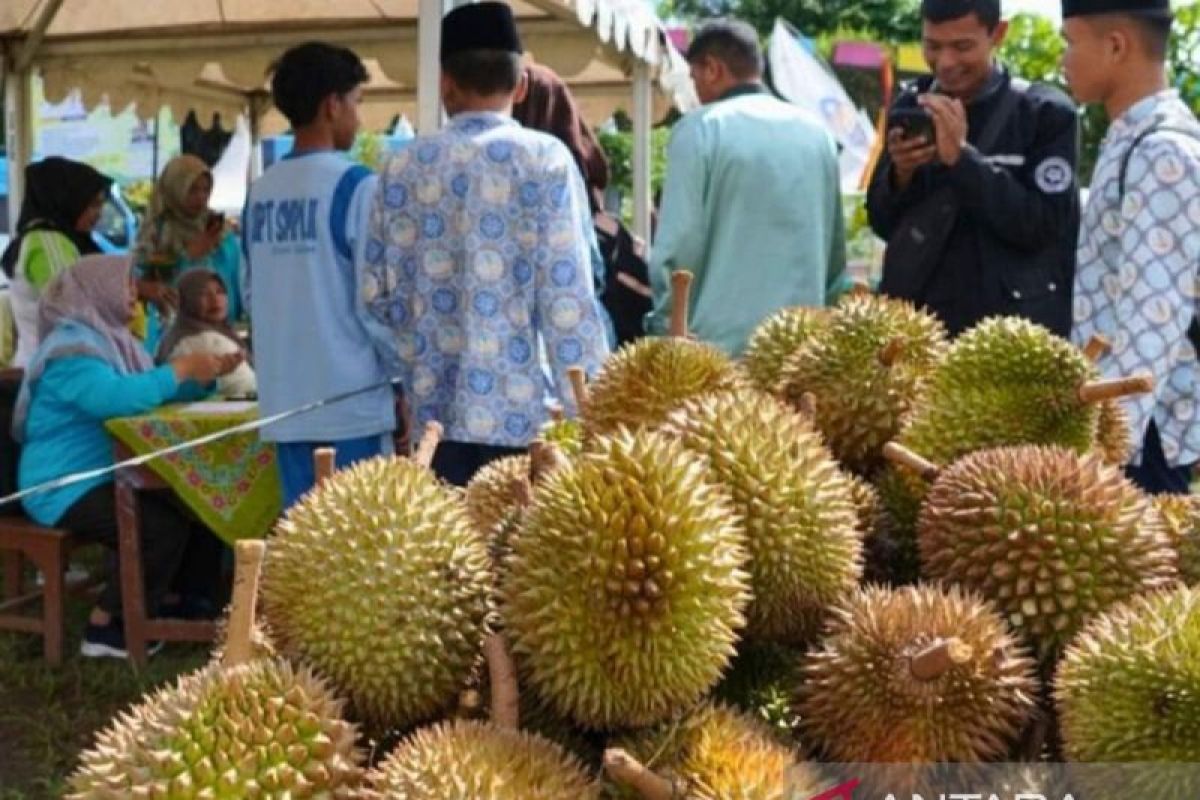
{"left": 67, "top": 274, "right": 1200, "bottom": 800}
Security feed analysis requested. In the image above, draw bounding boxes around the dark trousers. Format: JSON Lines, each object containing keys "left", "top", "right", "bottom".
{"left": 59, "top": 484, "right": 227, "bottom": 617}
{"left": 1126, "top": 421, "right": 1195, "bottom": 496}
{"left": 431, "top": 441, "right": 525, "bottom": 487}
{"left": 276, "top": 434, "right": 390, "bottom": 509}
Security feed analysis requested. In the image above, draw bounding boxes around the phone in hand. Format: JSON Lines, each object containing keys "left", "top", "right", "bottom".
{"left": 888, "top": 107, "right": 935, "bottom": 143}
{"left": 207, "top": 211, "right": 226, "bottom": 232}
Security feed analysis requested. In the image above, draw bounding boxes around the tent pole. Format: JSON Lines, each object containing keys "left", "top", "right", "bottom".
{"left": 417, "top": 0, "right": 444, "bottom": 135}
{"left": 631, "top": 61, "right": 652, "bottom": 244}
{"left": 247, "top": 91, "right": 268, "bottom": 181}
{"left": 3, "top": 65, "right": 34, "bottom": 236}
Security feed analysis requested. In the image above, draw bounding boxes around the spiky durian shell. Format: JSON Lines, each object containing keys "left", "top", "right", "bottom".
{"left": 1094, "top": 399, "right": 1132, "bottom": 464}
{"left": 742, "top": 306, "right": 827, "bottom": 393}
{"left": 261, "top": 456, "right": 493, "bottom": 729}
{"left": 464, "top": 454, "right": 531, "bottom": 536}
{"left": 68, "top": 660, "right": 363, "bottom": 799}
{"left": 797, "top": 584, "right": 1038, "bottom": 763}
{"left": 662, "top": 389, "right": 862, "bottom": 643}
{"left": 502, "top": 429, "right": 750, "bottom": 730}
{"left": 1154, "top": 494, "right": 1200, "bottom": 585}
{"left": 535, "top": 417, "right": 585, "bottom": 456}
{"left": 609, "top": 703, "right": 825, "bottom": 800}
{"left": 777, "top": 294, "right": 947, "bottom": 475}
{"left": 1056, "top": 587, "right": 1200, "bottom": 800}
{"left": 919, "top": 446, "right": 1178, "bottom": 660}
{"left": 364, "top": 720, "right": 600, "bottom": 799}
{"left": 582, "top": 338, "right": 743, "bottom": 438}
{"left": 878, "top": 318, "right": 1100, "bottom": 573}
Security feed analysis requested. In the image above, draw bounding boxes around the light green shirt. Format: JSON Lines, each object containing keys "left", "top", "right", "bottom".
{"left": 646, "top": 88, "right": 848, "bottom": 355}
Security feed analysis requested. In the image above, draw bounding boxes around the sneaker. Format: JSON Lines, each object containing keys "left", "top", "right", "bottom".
{"left": 80, "top": 621, "right": 164, "bottom": 660}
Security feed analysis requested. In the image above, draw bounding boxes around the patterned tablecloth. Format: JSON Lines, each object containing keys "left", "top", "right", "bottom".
{"left": 105, "top": 402, "right": 281, "bottom": 544}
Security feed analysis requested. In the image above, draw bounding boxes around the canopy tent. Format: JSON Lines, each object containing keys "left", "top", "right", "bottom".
{"left": 1, "top": 0, "right": 696, "bottom": 240}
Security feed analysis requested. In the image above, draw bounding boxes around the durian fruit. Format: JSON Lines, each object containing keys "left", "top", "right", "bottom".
{"left": 68, "top": 659, "right": 364, "bottom": 798}
{"left": 714, "top": 642, "right": 805, "bottom": 736}
{"left": 260, "top": 456, "right": 493, "bottom": 729}
{"left": 742, "top": 306, "right": 826, "bottom": 393}
{"left": 605, "top": 703, "right": 825, "bottom": 800}
{"left": 1056, "top": 587, "right": 1200, "bottom": 800}
{"left": 502, "top": 428, "right": 750, "bottom": 730}
{"left": 1155, "top": 494, "right": 1200, "bottom": 584}
{"left": 582, "top": 271, "right": 744, "bottom": 438}
{"left": 777, "top": 293, "right": 947, "bottom": 475}
{"left": 917, "top": 445, "right": 1178, "bottom": 660}
{"left": 364, "top": 720, "right": 600, "bottom": 799}
{"left": 465, "top": 454, "right": 531, "bottom": 536}
{"left": 797, "top": 584, "right": 1038, "bottom": 763}
{"left": 535, "top": 415, "right": 585, "bottom": 457}
{"left": 662, "top": 389, "right": 862, "bottom": 643}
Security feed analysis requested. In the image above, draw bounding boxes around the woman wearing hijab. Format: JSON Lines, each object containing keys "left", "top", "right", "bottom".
{"left": 136, "top": 155, "right": 244, "bottom": 323}
{"left": 512, "top": 64, "right": 651, "bottom": 346}
{"left": 156, "top": 269, "right": 256, "bottom": 398}
{"left": 15, "top": 254, "right": 242, "bottom": 658}
{"left": 0, "top": 157, "right": 113, "bottom": 367}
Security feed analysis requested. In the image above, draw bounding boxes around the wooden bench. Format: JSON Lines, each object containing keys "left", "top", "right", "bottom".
{"left": 0, "top": 518, "right": 74, "bottom": 666}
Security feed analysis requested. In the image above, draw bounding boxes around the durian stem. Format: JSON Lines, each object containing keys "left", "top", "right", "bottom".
{"left": 1077, "top": 374, "right": 1155, "bottom": 404}
{"left": 603, "top": 748, "right": 677, "bottom": 800}
{"left": 223, "top": 540, "right": 266, "bottom": 668}
{"left": 910, "top": 637, "right": 973, "bottom": 681}
{"left": 567, "top": 366, "right": 590, "bottom": 411}
{"left": 509, "top": 476, "right": 534, "bottom": 508}
{"left": 413, "top": 421, "right": 444, "bottom": 469}
{"left": 882, "top": 442, "right": 941, "bottom": 481}
{"left": 484, "top": 633, "right": 520, "bottom": 730}
{"left": 878, "top": 337, "right": 905, "bottom": 367}
{"left": 313, "top": 447, "right": 336, "bottom": 487}
{"left": 669, "top": 270, "right": 693, "bottom": 339}
{"left": 529, "top": 441, "right": 570, "bottom": 485}
{"left": 1082, "top": 335, "right": 1111, "bottom": 362}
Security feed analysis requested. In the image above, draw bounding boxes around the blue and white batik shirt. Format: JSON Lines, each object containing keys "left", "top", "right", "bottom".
{"left": 362, "top": 112, "right": 609, "bottom": 448}
{"left": 1072, "top": 90, "right": 1200, "bottom": 467}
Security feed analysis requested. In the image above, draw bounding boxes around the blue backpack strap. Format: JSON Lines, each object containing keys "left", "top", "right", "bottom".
{"left": 329, "top": 164, "right": 374, "bottom": 264}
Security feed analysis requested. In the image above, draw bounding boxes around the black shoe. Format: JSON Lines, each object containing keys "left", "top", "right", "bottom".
{"left": 80, "top": 621, "right": 164, "bottom": 660}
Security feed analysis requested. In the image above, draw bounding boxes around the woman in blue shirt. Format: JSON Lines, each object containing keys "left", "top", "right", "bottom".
{"left": 14, "top": 254, "right": 242, "bottom": 658}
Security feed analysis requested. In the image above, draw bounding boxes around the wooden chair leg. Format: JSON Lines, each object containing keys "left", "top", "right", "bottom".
{"left": 32, "top": 543, "right": 67, "bottom": 667}
{"left": 3, "top": 549, "right": 22, "bottom": 601}
{"left": 115, "top": 482, "right": 149, "bottom": 666}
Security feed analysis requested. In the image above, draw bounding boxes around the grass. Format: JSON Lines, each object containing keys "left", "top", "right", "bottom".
{"left": 0, "top": 578, "right": 206, "bottom": 799}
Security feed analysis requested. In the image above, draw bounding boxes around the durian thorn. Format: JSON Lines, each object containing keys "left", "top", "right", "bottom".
{"left": 412, "top": 421, "right": 444, "bottom": 469}
{"left": 548, "top": 402, "right": 565, "bottom": 423}
{"left": 313, "top": 447, "right": 336, "bottom": 487}
{"left": 1082, "top": 335, "right": 1111, "bottom": 363}
{"left": 567, "top": 366, "right": 590, "bottom": 412}
{"left": 910, "top": 637, "right": 974, "bottom": 682}
{"left": 669, "top": 270, "right": 693, "bottom": 339}
{"left": 878, "top": 337, "right": 906, "bottom": 367}
{"left": 603, "top": 748, "right": 678, "bottom": 800}
{"left": 1077, "top": 374, "right": 1155, "bottom": 405}
{"left": 882, "top": 442, "right": 940, "bottom": 481}
{"left": 797, "top": 392, "right": 818, "bottom": 420}
{"left": 223, "top": 540, "right": 266, "bottom": 669}
{"left": 529, "top": 441, "right": 570, "bottom": 486}
{"left": 483, "top": 633, "right": 520, "bottom": 730}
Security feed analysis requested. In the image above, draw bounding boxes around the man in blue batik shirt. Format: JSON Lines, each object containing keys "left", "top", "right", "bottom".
{"left": 362, "top": 2, "right": 609, "bottom": 486}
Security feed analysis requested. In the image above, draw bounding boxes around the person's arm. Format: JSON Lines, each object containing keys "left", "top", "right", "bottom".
{"left": 44, "top": 356, "right": 181, "bottom": 419}
{"left": 20, "top": 231, "right": 79, "bottom": 290}
{"left": 645, "top": 119, "right": 709, "bottom": 337}
{"left": 218, "top": 232, "right": 244, "bottom": 322}
{"left": 353, "top": 172, "right": 405, "bottom": 382}
{"left": 535, "top": 153, "right": 611, "bottom": 416}
{"left": 865, "top": 98, "right": 938, "bottom": 240}
{"left": 934, "top": 92, "right": 1080, "bottom": 252}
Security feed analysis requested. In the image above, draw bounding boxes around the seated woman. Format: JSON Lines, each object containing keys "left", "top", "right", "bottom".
{"left": 0, "top": 158, "right": 113, "bottom": 367}
{"left": 14, "top": 254, "right": 243, "bottom": 659}
{"left": 157, "top": 269, "right": 256, "bottom": 398}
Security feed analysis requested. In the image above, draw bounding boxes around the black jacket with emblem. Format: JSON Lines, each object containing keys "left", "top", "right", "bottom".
{"left": 867, "top": 68, "right": 1080, "bottom": 337}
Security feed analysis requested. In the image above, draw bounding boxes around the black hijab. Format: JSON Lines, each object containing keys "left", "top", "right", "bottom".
{"left": 1, "top": 157, "right": 113, "bottom": 277}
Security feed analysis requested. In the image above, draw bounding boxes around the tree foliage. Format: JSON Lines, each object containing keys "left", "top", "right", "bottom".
{"left": 661, "top": 0, "right": 921, "bottom": 40}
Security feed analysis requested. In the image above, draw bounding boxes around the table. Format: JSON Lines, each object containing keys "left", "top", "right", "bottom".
{"left": 105, "top": 402, "right": 282, "bottom": 544}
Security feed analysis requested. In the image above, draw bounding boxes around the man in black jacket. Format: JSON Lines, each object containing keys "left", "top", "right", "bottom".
{"left": 867, "top": 0, "right": 1080, "bottom": 337}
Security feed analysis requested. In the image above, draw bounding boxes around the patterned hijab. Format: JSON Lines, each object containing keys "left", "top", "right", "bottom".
{"left": 13, "top": 255, "right": 153, "bottom": 441}
{"left": 155, "top": 269, "right": 245, "bottom": 362}
{"left": 135, "top": 154, "right": 211, "bottom": 262}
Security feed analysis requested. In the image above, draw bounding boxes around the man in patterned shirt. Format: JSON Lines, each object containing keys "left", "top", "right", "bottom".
{"left": 363, "top": 2, "right": 609, "bottom": 485}
{"left": 1064, "top": 0, "right": 1200, "bottom": 494}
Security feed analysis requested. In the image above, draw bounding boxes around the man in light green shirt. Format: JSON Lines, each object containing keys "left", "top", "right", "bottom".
{"left": 646, "top": 19, "right": 848, "bottom": 355}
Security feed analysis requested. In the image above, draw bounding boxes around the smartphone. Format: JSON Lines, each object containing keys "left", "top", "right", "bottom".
{"left": 888, "top": 107, "right": 935, "bottom": 142}
{"left": 207, "top": 211, "right": 226, "bottom": 231}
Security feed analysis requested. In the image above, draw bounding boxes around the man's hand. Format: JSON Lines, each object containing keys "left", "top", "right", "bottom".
{"left": 919, "top": 93, "right": 969, "bottom": 167}
{"left": 887, "top": 127, "right": 938, "bottom": 191}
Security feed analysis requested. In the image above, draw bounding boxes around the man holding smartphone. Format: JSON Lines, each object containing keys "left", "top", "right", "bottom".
{"left": 867, "top": 0, "right": 1081, "bottom": 337}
